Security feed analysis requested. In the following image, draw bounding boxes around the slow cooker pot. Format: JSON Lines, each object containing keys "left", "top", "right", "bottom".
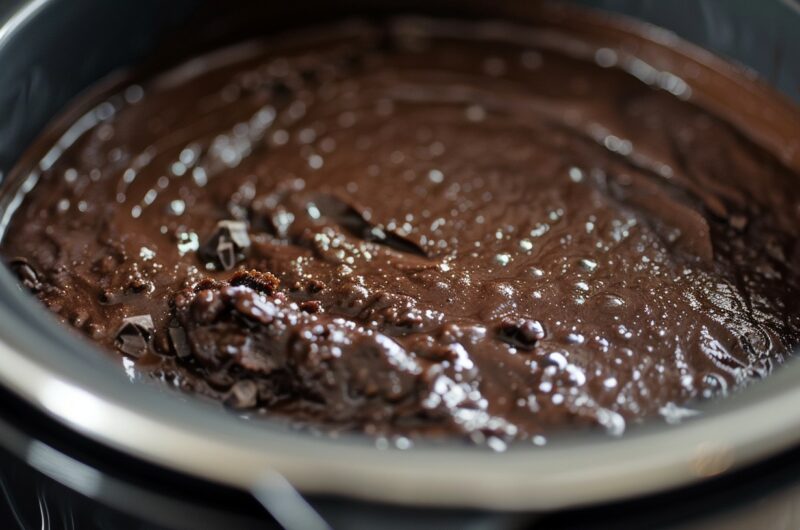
{"left": 0, "top": 0, "right": 799, "bottom": 528}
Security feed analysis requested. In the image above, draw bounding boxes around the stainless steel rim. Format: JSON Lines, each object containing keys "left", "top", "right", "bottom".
{"left": 1, "top": 0, "right": 800, "bottom": 511}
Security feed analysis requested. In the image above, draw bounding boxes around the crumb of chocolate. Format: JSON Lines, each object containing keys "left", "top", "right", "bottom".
{"left": 168, "top": 320, "right": 191, "bottom": 358}
{"left": 229, "top": 269, "right": 280, "bottom": 295}
{"left": 201, "top": 220, "right": 251, "bottom": 271}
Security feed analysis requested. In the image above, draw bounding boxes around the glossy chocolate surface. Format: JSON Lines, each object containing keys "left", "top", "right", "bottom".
{"left": 3, "top": 13, "right": 800, "bottom": 446}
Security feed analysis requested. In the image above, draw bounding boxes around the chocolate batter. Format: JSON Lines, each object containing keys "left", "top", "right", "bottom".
{"left": 3, "top": 13, "right": 800, "bottom": 446}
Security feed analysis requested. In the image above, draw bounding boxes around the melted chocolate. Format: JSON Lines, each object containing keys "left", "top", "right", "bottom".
{"left": 3, "top": 14, "right": 800, "bottom": 446}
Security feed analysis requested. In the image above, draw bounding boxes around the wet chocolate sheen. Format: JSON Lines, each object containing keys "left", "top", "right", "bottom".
{"left": 3, "top": 14, "right": 800, "bottom": 446}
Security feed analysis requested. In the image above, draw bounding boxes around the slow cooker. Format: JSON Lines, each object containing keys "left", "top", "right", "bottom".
{"left": 0, "top": 0, "right": 799, "bottom": 528}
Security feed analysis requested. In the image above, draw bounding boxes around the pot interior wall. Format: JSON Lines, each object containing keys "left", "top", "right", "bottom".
{"left": 1, "top": 0, "right": 798, "bottom": 180}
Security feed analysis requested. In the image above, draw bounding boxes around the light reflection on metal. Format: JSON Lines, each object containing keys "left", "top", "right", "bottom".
{"left": 253, "top": 470, "right": 331, "bottom": 530}
{"left": 26, "top": 440, "right": 102, "bottom": 498}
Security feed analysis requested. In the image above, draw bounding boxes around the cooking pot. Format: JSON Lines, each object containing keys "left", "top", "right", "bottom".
{"left": 0, "top": 0, "right": 799, "bottom": 528}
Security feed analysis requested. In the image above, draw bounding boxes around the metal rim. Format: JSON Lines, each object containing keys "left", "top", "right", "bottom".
{"left": 1, "top": 0, "right": 800, "bottom": 511}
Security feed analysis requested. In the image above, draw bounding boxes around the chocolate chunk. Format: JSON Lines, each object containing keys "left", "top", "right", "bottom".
{"left": 115, "top": 315, "right": 155, "bottom": 358}
{"left": 216, "top": 239, "right": 237, "bottom": 271}
{"left": 225, "top": 380, "right": 258, "bottom": 409}
{"left": 498, "top": 318, "right": 545, "bottom": 350}
{"left": 201, "top": 220, "right": 251, "bottom": 271}
{"left": 168, "top": 320, "right": 191, "bottom": 358}
{"left": 8, "top": 258, "right": 41, "bottom": 292}
{"left": 217, "top": 220, "right": 251, "bottom": 250}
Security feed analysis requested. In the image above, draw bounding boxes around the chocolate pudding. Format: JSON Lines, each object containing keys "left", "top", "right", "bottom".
{"left": 3, "top": 10, "right": 800, "bottom": 446}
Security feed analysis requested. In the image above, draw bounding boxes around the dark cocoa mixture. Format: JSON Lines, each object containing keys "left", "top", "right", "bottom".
{"left": 3, "top": 14, "right": 800, "bottom": 446}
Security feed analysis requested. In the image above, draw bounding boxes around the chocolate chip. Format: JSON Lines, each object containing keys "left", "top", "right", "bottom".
{"left": 168, "top": 320, "right": 191, "bottom": 358}
{"left": 8, "top": 258, "right": 41, "bottom": 292}
{"left": 498, "top": 318, "right": 545, "bottom": 350}
{"left": 201, "top": 220, "right": 251, "bottom": 271}
{"left": 115, "top": 315, "right": 155, "bottom": 358}
{"left": 225, "top": 380, "right": 258, "bottom": 409}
